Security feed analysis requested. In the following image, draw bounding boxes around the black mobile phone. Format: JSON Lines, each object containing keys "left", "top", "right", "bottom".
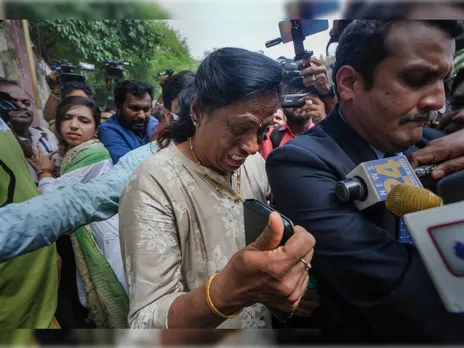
{"left": 243, "top": 199, "right": 295, "bottom": 323}
{"left": 244, "top": 199, "right": 294, "bottom": 246}
{"left": 281, "top": 93, "right": 306, "bottom": 109}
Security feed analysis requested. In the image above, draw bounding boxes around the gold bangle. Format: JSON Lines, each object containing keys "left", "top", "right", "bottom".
{"left": 205, "top": 273, "right": 241, "bottom": 319}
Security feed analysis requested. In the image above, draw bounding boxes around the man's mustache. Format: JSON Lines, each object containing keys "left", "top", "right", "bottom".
{"left": 399, "top": 110, "right": 437, "bottom": 125}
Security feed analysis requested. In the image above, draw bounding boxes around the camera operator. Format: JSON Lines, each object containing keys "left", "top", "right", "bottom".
{"left": 43, "top": 72, "right": 94, "bottom": 131}
{"left": 259, "top": 80, "right": 326, "bottom": 160}
{"left": 299, "top": 56, "right": 337, "bottom": 114}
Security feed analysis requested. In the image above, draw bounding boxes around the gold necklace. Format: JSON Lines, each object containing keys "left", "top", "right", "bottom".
{"left": 188, "top": 137, "right": 242, "bottom": 202}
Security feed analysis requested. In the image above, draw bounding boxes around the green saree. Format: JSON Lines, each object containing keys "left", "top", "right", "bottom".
{"left": 61, "top": 139, "right": 129, "bottom": 328}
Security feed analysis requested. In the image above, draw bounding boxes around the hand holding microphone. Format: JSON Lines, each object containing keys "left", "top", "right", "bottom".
{"left": 409, "top": 129, "right": 464, "bottom": 180}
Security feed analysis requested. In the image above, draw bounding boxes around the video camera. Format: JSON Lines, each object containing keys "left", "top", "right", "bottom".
{"left": 104, "top": 59, "right": 131, "bottom": 81}
{"left": 52, "top": 59, "right": 95, "bottom": 84}
{"left": 266, "top": 20, "right": 329, "bottom": 108}
{"left": 0, "top": 91, "right": 22, "bottom": 123}
{"left": 103, "top": 59, "right": 131, "bottom": 90}
{"left": 158, "top": 69, "right": 174, "bottom": 78}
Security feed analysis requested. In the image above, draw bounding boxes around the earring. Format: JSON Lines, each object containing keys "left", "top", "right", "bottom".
{"left": 191, "top": 113, "right": 198, "bottom": 127}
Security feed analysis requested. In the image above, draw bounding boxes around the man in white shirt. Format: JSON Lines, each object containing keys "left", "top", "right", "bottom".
{"left": 0, "top": 79, "right": 61, "bottom": 183}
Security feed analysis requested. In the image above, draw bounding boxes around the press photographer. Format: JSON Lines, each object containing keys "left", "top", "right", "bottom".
{"left": 43, "top": 59, "right": 95, "bottom": 132}
{"left": 259, "top": 76, "right": 326, "bottom": 160}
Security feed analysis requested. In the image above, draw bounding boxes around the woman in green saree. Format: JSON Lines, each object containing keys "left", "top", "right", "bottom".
{"left": 28, "top": 97, "right": 129, "bottom": 328}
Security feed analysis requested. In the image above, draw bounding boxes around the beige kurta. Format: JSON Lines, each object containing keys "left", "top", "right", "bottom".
{"left": 119, "top": 142, "right": 272, "bottom": 329}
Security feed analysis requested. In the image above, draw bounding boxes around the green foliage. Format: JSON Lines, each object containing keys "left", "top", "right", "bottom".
{"left": 5, "top": 1, "right": 167, "bottom": 20}
{"left": 29, "top": 20, "right": 199, "bottom": 106}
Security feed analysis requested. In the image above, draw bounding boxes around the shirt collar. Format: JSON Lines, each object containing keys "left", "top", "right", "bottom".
{"left": 337, "top": 108, "right": 401, "bottom": 159}
{"left": 28, "top": 127, "right": 46, "bottom": 145}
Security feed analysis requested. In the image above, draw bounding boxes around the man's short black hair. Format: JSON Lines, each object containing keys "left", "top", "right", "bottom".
{"left": 61, "top": 81, "right": 94, "bottom": 99}
{"left": 332, "top": 20, "right": 464, "bottom": 95}
{"left": 114, "top": 80, "right": 153, "bottom": 108}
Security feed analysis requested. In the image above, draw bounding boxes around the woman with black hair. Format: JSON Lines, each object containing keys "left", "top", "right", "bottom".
{"left": 119, "top": 47, "right": 316, "bottom": 329}
{"left": 28, "top": 97, "right": 128, "bottom": 328}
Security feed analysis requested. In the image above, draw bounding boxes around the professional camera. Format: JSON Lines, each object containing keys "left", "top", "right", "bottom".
{"left": 266, "top": 20, "right": 329, "bottom": 108}
{"left": 104, "top": 59, "right": 131, "bottom": 80}
{"left": 52, "top": 59, "right": 95, "bottom": 84}
{"left": 103, "top": 59, "right": 131, "bottom": 90}
{"left": 277, "top": 55, "right": 314, "bottom": 85}
{"left": 157, "top": 69, "right": 174, "bottom": 78}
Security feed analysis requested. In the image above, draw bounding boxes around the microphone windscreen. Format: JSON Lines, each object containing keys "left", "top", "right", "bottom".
{"left": 385, "top": 184, "right": 443, "bottom": 217}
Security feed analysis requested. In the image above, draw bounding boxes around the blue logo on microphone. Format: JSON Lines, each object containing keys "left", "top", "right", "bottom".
{"left": 455, "top": 241, "right": 464, "bottom": 261}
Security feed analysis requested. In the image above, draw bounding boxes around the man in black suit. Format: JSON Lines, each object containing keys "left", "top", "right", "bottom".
{"left": 266, "top": 20, "right": 464, "bottom": 343}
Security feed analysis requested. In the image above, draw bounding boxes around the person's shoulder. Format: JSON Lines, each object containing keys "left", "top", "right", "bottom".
{"left": 132, "top": 143, "right": 175, "bottom": 175}
{"left": 269, "top": 125, "right": 328, "bottom": 160}
{"left": 244, "top": 152, "right": 266, "bottom": 172}
{"left": 99, "top": 115, "right": 119, "bottom": 129}
{"left": 148, "top": 115, "right": 159, "bottom": 125}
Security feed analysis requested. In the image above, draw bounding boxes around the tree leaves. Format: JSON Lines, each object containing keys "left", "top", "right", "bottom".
{"left": 30, "top": 19, "right": 200, "bottom": 106}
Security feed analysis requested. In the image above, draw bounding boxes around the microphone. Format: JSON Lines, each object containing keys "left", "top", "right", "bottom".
{"left": 388, "top": 183, "right": 464, "bottom": 314}
{"left": 385, "top": 184, "right": 443, "bottom": 216}
{"left": 335, "top": 155, "right": 423, "bottom": 210}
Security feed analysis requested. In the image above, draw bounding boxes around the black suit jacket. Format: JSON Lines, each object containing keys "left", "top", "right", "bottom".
{"left": 266, "top": 106, "right": 464, "bottom": 343}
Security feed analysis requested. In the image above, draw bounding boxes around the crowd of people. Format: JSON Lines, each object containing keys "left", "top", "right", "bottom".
{"left": 1, "top": 15, "right": 464, "bottom": 345}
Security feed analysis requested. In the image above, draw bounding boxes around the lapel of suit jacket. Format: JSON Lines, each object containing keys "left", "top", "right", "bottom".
{"left": 323, "top": 105, "right": 400, "bottom": 238}
{"left": 323, "top": 105, "right": 379, "bottom": 166}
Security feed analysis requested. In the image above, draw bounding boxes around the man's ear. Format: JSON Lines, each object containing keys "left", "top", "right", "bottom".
{"left": 336, "top": 65, "right": 361, "bottom": 103}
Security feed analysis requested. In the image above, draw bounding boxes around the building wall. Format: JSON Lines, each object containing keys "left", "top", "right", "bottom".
{"left": 0, "top": 20, "right": 50, "bottom": 128}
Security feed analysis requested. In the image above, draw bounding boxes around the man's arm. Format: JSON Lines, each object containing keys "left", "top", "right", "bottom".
{"left": 0, "top": 143, "right": 155, "bottom": 263}
{"left": 43, "top": 86, "right": 61, "bottom": 123}
{"left": 266, "top": 144, "right": 464, "bottom": 342}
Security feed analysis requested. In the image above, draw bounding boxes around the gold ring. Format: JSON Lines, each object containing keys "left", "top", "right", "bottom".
{"left": 311, "top": 74, "right": 316, "bottom": 81}
{"left": 300, "top": 258, "right": 311, "bottom": 272}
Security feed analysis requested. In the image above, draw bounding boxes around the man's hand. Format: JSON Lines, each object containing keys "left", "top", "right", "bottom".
{"left": 409, "top": 129, "right": 464, "bottom": 179}
{"left": 293, "top": 95, "right": 326, "bottom": 124}
{"left": 438, "top": 110, "right": 464, "bottom": 134}
{"left": 307, "top": 97, "right": 326, "bottom": 124}
{"left": 26, "top": 147, "right": 56, "bottom": 173}
{"left": 299, "top": 57, "right": 331, "bottom": 95}
{"left": 46, "top": 70, "right": 60, "bottom": 90}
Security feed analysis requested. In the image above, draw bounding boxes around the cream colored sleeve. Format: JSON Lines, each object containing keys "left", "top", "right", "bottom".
{"left": 119, "top": 166, "right": 186, "bottom": 328}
